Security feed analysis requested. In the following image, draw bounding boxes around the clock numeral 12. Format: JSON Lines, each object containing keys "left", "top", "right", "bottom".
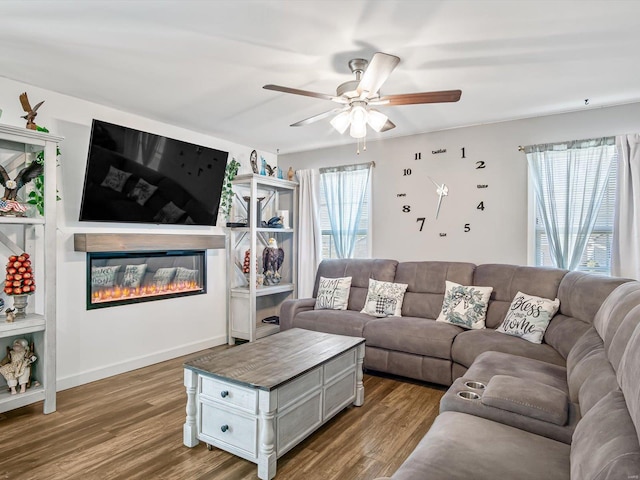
{"left": 477, "top": 201, "right": 485, "bottom": 211}
{"left": 464, "top": 223, "right": 471, "bottom": 232}
{"left": 417, "top": 217, "right": 425, "bottom": 231}
{"left": 403, "top": 168, "right": 412, "bottom": 176}
{"left": 402, "top": 205, "right": 411, "bottom": 213}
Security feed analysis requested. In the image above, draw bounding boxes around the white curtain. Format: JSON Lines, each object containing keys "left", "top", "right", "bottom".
{"left": 297, "top": 169, "right": 322, "bottom": 298}
{"left": 611, "top": 135, "right": 640, "bottom": 280}
{"left": 526, "top": 137, "right": 616, "bottom": 270}
{"left": 319, "top": 163, "right": 371, "bottom": 259}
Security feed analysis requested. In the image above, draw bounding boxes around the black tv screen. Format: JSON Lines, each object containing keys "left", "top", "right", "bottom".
{"left": 79, "top": 119, "right": 229, "bottom": 226}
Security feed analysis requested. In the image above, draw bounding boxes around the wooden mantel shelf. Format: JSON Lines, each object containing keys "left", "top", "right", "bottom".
{"left": 73, "top": 233, "right": 225, "bottom": 253}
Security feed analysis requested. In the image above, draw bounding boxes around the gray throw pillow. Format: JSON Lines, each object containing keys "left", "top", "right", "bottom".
{"left": 122, "top": 264, "right": 148, "bottom": 288}
{"left": 127, "top": 178, "right": 158, "bottom": 205}
{"left": 91, "top": 265, "right": 121, "bottom": 287}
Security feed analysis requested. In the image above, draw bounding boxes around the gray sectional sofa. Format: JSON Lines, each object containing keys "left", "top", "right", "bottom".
{"left": 280, "top": 259, "right": 640, "bottom": 479}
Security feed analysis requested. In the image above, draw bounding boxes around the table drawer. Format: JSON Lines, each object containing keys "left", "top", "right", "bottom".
{"left": 324, "top": 349, "right": 356, "bottom": 383}
{"left": 200, "top": 402, "right": 258, "bottom": 457}
{"left": 200, "top": 377, "right": 257, "bottom": 413}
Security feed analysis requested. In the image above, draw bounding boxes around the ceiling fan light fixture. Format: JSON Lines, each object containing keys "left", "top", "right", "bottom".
{"left": 330, "top": 110, "right": 351, "bottom": 134}
{"left": 367, "top": 108, "right": 388, "bottom": 132}
{"left": 349, "top": 105, "right": 368, "bottom": 138}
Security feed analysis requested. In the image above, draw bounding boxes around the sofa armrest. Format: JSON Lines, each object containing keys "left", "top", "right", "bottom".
{"left": 280, "top": 298, "right": 316, "bottom": 330}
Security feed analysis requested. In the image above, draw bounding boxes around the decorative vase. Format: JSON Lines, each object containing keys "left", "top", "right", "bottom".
{"left": 12, "top": 294, "right": 29, "bottom": 318}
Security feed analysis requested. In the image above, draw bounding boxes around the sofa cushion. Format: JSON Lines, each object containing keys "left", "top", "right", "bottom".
{"left": 452, "top": 329, "right": 565, "bottom": 369}
{"left": 313, "top": 259, "right": 398, "bottom": 312}
{"left": 496, "top": 292, "right": 559, "bottom": 344}
{"left": 361, "top": 279, "right": 408, "bottom": 317}
{"left": 463, "top": 351, "right": 568, "bottom": 393}
{"left": 363, "top": 316, "right": 462, "bottom": 360}
{"left": 315, "top": 276, "right": 352, "bottom": 310}
{"left": 395, "top": 261, "right": 476, "bottom": 319}
{"left": 544, "top": 314, "right": 591, "bottom": 359}
{"left": 440, "top": 377, "right": 577, "bottom": 444}
{"left": 291, "top": 309, "right": 375, "bottom": 337}
{"left": 571, "top": 391, "right": 640, "bottom": 480}
{"left": 436, "top": 281, "right": 493, "bottom": 329}
{"left": 559, "top": 270, "right": 630, "bottom": 327}
{"left": 481, "top": 375, "right": 568, "bottom": 426}
{"left": 474, "top": 264, "right": 567, "bottom": 329}
{"left": 389, "top": 411, "right": 570, "bottom": 480}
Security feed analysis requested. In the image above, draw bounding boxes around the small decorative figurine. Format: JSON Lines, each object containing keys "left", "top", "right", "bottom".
{"left": 0, "top": 162, "right": 44, "bottom": 212}
{"left": 250, "top": 150, "right": 258, "bottom": 174}
{"left": 277, "top": 167, "right": 284, "bottom": 179}
{"left": 5, "top": 308, "right": 15, "bottom": 323}
{"left": 4, "top": 252, "right": 35, "bottom": 303}
{"left": 19, "top": 92, "right": 44, "bottom": 130}
{"left": 0, "top": 338, "right": 37, "bottom": 395}
{"left": 287, "top": 167, "right": 295, "bottom": 181}
{"left": 260, "top": 158, "right": 266, "bottom": 176}
{"left": 266, "top": 216, "right": 284, "bottom": 228}
{"left": 262, "top": 238, "right": 284, "bottom": 286}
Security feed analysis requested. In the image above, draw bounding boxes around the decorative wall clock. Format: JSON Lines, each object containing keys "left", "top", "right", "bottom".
{"left": 397, "top": 146, "right": 488, "bottom": 238}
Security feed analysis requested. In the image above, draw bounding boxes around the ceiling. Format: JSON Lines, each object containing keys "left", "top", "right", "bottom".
{"left": 2, "top": 0, "right": 640, "bottom": 154}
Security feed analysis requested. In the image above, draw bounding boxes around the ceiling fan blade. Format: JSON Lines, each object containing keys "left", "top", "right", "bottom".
{"left": 380, "top": 90, "right": 462, "bottom": 106}
{"left": 263, "top": 84, "right": 341, "bottom": 102}
{"left": 356, "top": 52, "right": 400, "bottom": 97}
{"left": 380, "top": 119, "right": 396, "bottom": 132}
{"left": 290, "top": 108, "right": 347, "bottom": 127}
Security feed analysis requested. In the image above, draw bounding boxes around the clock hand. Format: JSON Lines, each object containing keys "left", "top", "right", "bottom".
{"left": 436, "top": 192, "right": 443, "bottom": 219}
{"left": 428, "top": 176, "right": 441, "bottom": 189}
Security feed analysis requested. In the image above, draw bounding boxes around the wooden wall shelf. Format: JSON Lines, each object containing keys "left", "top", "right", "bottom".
{"left": 73, "top": 233, "right": 225, "bottom": 253}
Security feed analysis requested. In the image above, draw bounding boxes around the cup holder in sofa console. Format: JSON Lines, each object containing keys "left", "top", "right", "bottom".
{"left": 457, "top": 391, "right": 481, "bottom": 400}
{"left": 464, "top": 381, "right": 486, "bottom": 390}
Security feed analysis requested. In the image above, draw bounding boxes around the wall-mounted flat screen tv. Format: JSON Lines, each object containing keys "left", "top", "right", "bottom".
{"left": 79, "top": 119, "right": 229, "bottom": 226}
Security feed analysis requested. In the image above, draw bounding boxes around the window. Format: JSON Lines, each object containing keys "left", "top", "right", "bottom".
{"left": 530, "top": 138, "right": 617, "bottom": 274}
{"left": 319, "top": 164, "right": 371, "bottom": 259}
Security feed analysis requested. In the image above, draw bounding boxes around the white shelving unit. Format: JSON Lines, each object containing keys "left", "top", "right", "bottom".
{"left": 0, "top": 124, "right": 61, "bottom": 414}
{"left": 227, "top": 174, "right": 298, "bottom": 343}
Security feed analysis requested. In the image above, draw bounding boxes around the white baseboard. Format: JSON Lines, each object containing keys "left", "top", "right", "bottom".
{"left": 56, "top": 335, "right": 227, "bottom": 392}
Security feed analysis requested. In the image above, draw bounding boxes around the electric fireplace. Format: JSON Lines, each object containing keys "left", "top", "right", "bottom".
{"left": 86, "top": 250, "right": 206, "bottom": 309}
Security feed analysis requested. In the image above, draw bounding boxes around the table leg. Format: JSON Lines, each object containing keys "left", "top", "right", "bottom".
{"left": 354, "top": 344, "right": 365, "bottom": 406}
{"left": 258, "top": 390, "right": 277, "bottom": 480}
{"left": 183, "top": 369, "right": 199, "bottom": 447}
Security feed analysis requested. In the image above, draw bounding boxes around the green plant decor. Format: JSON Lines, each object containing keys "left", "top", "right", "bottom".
{"left": 220, "top": 157, "right": 240, "bottom": 220}
{"left": 27, "top": 125, "right": 61, "bottom": 216}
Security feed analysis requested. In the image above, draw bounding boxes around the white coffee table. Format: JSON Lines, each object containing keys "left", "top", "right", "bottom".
{"left": 183, "top": 328, "right": 365, "bottom": 479}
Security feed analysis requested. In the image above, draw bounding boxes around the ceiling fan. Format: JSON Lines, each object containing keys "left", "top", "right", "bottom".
{"left": 263, "top": 52, "right": 462, "bottom": 141}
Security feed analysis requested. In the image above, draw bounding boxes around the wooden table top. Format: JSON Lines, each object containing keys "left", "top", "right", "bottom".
{"left": 184, "top": 328, "right": 365, "bottom": 391}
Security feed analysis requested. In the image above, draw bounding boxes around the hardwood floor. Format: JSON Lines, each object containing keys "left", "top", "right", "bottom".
{"left": 0, "top": 346, "right": 445, "bottom": 480}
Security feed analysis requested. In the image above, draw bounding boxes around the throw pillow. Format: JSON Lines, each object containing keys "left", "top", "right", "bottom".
{"left": 361, "top": 278, "right": 408, "bottom": 317}
{"left": 496, "top": 291, "right": 560, "bottom": 344}
{"left": 127, "top": 178, "right": 158, "bottom": 205}
{"left": 91, "top": 265, "right": 121, "bottom": 287}
{"left": 153, "top": 201, "right": 186, "bottom": 224}
{"left": 122, "top": 264, "right": 148, "bottom": 288}
{"left": 100, "top": 166, "right": 132, "bottom": 192}
{"left": 315, "top": 276, "right": 352, "bottom": 310}
{"left": 174, "top": 267, "right": 198, "bottom": 284}
{"left": 436, "top": 281, "right": 493, "bottom": 329}
{"left": 153, "top": 267, "right": 177, "bottom": 288}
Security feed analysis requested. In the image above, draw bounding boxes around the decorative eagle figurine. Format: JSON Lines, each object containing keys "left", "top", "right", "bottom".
{"left": 262, "top": 237, "right": 284, "bottom": 285}
{"left": 0, "top": 162, "right": 43, "bottom": 201}
{"left": 19, "top": 92, "right": 44, "bottom": 130}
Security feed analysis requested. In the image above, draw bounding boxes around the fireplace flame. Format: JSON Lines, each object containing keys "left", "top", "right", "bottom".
{"left": 92, "top": 281, "right": 201, "bottom": 304}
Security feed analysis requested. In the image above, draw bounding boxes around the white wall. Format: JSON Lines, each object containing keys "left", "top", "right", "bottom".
{"left": 0, "top": 77, "right": 276, "bottom": 390}
{"left": 281, "top": 102, "right": 640, "bottom": 265}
